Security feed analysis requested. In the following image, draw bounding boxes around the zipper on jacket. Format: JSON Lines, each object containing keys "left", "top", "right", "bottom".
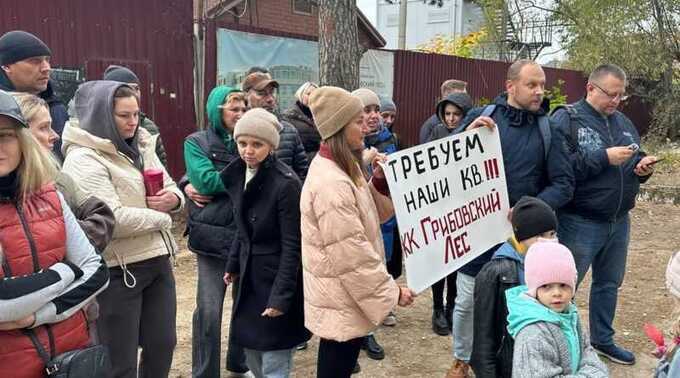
{"left": 605, "top": 118, "right": 624, "bottom": 222}
{"left": 15, "top": 202, "right": 41, "bottom": 273}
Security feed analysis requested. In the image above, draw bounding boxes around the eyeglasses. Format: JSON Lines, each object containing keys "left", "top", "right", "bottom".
{"left": 591, "top": 82, "right": 629, "bottom": 101}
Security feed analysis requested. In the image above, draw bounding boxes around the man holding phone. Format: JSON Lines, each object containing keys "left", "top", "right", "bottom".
{"left": 551, "top": 64, "right": 658, "bottom": 366}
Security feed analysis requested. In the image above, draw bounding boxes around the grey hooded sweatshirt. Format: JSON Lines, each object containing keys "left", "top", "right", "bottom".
{"left": 73, "top": 80, "right": 143, "bottom": 171}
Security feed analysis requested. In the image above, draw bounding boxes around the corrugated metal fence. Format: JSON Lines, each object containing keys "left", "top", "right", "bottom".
{"left": 1, "top": 0, "right": 195, "bottom": 179}
{"left": 392, "top": 50, "right": 588, "bottom": 147}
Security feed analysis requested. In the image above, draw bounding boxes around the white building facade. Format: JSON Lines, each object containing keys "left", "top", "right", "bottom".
{"left": 374, "top": 0, "right": 485, "bottom": 49}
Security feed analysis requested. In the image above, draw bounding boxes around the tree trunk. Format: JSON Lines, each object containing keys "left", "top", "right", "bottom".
{"left": 318, "top": 0, "right": 362, "bottom": 90}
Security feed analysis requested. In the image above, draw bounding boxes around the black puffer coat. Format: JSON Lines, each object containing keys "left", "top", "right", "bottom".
{"left": 282, "top": 101, "right": 321, "bottom": 162}
{"left": 276, "top": 118, "right": 309, "bottom": 181}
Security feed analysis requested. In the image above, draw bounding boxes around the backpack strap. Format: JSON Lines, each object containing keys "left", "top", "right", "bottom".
{"left": 481, "top": 104, "right": 496, "bottom": 118}
{"left": 551, "top": 104, "right": 580, "bottom": 152}
{"left": 455, "top": 104, "right": 497, "bottom": 134}
{"left": 537, "top": 115, "right": 551, "bottom": 160}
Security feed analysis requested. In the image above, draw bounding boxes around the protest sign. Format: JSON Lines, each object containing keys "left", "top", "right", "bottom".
{"left": 383, "top": 128, "right": 512, "bottom": 293}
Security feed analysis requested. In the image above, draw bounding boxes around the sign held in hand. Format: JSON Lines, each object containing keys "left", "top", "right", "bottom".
{"left": 384, "top": 128, "right": 512, "bottom": 293}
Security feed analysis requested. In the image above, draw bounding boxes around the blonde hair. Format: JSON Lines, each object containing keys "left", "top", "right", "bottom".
{"left": 10, "top": 92, "right": 48, "bottom": 125}
{"left": 225, "top": 91, "right": 247, "bottom": 105}
{"left": 325, "top": 127, "right": 365, "bottom": 186}
{"left": 10, "top": 92, "right": 62, "bottom": 167}
{"left": 14, "top": 125, "right": 58, "bottom": 200}
{"left": 441, "top": 79, "right": 467, "bottom": 96}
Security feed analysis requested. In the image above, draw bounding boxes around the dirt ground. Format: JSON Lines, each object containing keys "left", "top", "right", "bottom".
{"left": 167, "top": 177, "right": 680, "bottom": 377}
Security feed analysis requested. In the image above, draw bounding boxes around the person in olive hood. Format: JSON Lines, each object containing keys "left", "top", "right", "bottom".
{"left": 182, "top": 85, "right": 250, "bottom": 377}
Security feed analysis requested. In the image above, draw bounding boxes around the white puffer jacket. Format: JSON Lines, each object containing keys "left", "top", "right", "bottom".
{"left": 61, "top": 122, "right": 184, "bottom": 274}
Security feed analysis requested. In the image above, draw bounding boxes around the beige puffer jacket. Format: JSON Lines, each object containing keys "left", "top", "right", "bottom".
{"left": 301, "top": 155, "right": 399, "bottom": 342}
{"left": 61, "top": 122, "right": 184, "bottom": 276}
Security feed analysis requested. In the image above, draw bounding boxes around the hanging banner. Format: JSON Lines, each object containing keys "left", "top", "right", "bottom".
{"left": 359, "top": 49, "right": 394, "bottom": 99}
{"left": 383, "top": 128, "right": 512, "bottom": 293}
{"left": 217, "top": 29, "right": 395, "bottom": 109}
{"left": 217, "top": 29, "right": 319, "bottom": 110}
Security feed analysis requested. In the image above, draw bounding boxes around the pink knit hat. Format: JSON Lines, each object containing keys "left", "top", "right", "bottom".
{"left": 524, "top": 241, "right": 577, "bottom": 297}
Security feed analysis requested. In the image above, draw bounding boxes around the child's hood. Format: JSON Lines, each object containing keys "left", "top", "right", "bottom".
{"left": 505, "top": 285, "right": 578, "bottom": 338}
{"left": 492, "top": 239, "right": 525, "bottom": 263}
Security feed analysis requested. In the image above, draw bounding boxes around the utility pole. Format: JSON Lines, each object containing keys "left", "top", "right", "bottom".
{"left": 194, "top": 0, "right": 206, "bottom": 129}
{"left": 398, "top": 0, "right": 407, "bottom": 49}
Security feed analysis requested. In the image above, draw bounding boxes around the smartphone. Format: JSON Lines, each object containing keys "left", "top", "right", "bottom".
{"left": 648, "top": 158, "right": 665, "bottom": 166}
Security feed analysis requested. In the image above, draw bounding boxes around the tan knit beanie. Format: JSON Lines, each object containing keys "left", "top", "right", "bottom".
{"left": 351, "top": 88, "right": 380, "bottom": 108}
{"left": 233, "top": 108, "right": 281, "bottom": 148}
{"left": 309, "top": 86, "right": 363, "bottom": 140}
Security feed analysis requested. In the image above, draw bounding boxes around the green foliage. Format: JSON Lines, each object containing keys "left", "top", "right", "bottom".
{"left": 474, "top": 0, "right": 680, "bottom": 140}
{"left": 544, "top": 80, "right": 568, "bottom": 112}
{"left": 476, "top": 96, "right": 492, "bottom": 106}
{"left": 416, "top": 30, "right": 488, "bottom": 58}
{"left": 551, "top": 0, "right": 680, "bottom": 139}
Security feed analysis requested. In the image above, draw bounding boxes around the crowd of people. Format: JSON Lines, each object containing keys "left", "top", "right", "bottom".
{"left": 0, "top": 28, "right": 675, "bottom": 378}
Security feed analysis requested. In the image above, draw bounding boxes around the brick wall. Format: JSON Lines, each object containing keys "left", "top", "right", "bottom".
{"left": 213, "top": 0, "right": 319, "bottom": 39}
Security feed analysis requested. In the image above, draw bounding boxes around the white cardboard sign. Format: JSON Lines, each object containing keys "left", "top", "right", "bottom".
{"left": 384, "top": 128, "right": 513, "bottom": 293}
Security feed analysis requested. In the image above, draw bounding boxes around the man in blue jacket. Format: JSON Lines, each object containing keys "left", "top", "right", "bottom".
{"left": 551, "top": 64, "right": 657, "bottom": 366}
{"left": 445, "top": 59, "right": 574, "bottom": 377}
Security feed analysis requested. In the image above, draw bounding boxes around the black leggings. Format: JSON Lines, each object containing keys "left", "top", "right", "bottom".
{"left": 317, "top": 337, "right": 363, "bottom": 378}
{"left": 431, "top": 272, "right": 457, "bottom": 310}
{"left": 97, "top": 256, "right": 176, "bottom": 378}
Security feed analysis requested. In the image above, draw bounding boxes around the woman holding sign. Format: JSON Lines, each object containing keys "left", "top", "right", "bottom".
{"left": 301, "top": 86, "right": 416, "bottom": 378}
{"left": 62, "top": 81, "right": 184, "bottom": 378}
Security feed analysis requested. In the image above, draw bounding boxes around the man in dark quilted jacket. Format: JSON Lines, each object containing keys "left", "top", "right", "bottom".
{"left": 242, "top": 70, "right": 308, "bottom": 181}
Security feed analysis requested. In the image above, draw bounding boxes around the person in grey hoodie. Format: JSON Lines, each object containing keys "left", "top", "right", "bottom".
{"left": 426, "top": 92, "right": 473, "bottom": 143}
{"left": 61, "top": 81, "right": 184, "bottom": 378}
{"left": 103, "top": 65, "right": 169, "bottom": 169}
{"left": 506, "top": 242, "right": 607, "bottom": 378}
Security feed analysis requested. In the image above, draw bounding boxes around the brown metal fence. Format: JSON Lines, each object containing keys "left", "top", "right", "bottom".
{"left": 391, "top": 50, "right": 589, "bottom": 148}
{"left": 1, "top": 0, "right": 195, "bottom": 179}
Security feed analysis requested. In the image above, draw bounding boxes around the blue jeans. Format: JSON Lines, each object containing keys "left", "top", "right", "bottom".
{"left": 558, "top": 212, "right": 630, "bottom": 346}
{"left": 452, "top": 272, "right": 475, "bottom": 361}
{"left": 191, "top": 254, "right": 246, "bottom": 377}
{"left": 243, "top": 348, "right": 294, "bottom": 378}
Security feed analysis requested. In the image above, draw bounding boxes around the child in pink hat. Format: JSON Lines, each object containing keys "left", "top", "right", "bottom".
{"left": 505, "top": 242, "right": 608, "bottom": 377}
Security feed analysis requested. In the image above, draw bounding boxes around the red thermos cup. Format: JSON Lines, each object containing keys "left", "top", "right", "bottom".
{"left": 143, "top": 169, "right": 164, "bottom": 195}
